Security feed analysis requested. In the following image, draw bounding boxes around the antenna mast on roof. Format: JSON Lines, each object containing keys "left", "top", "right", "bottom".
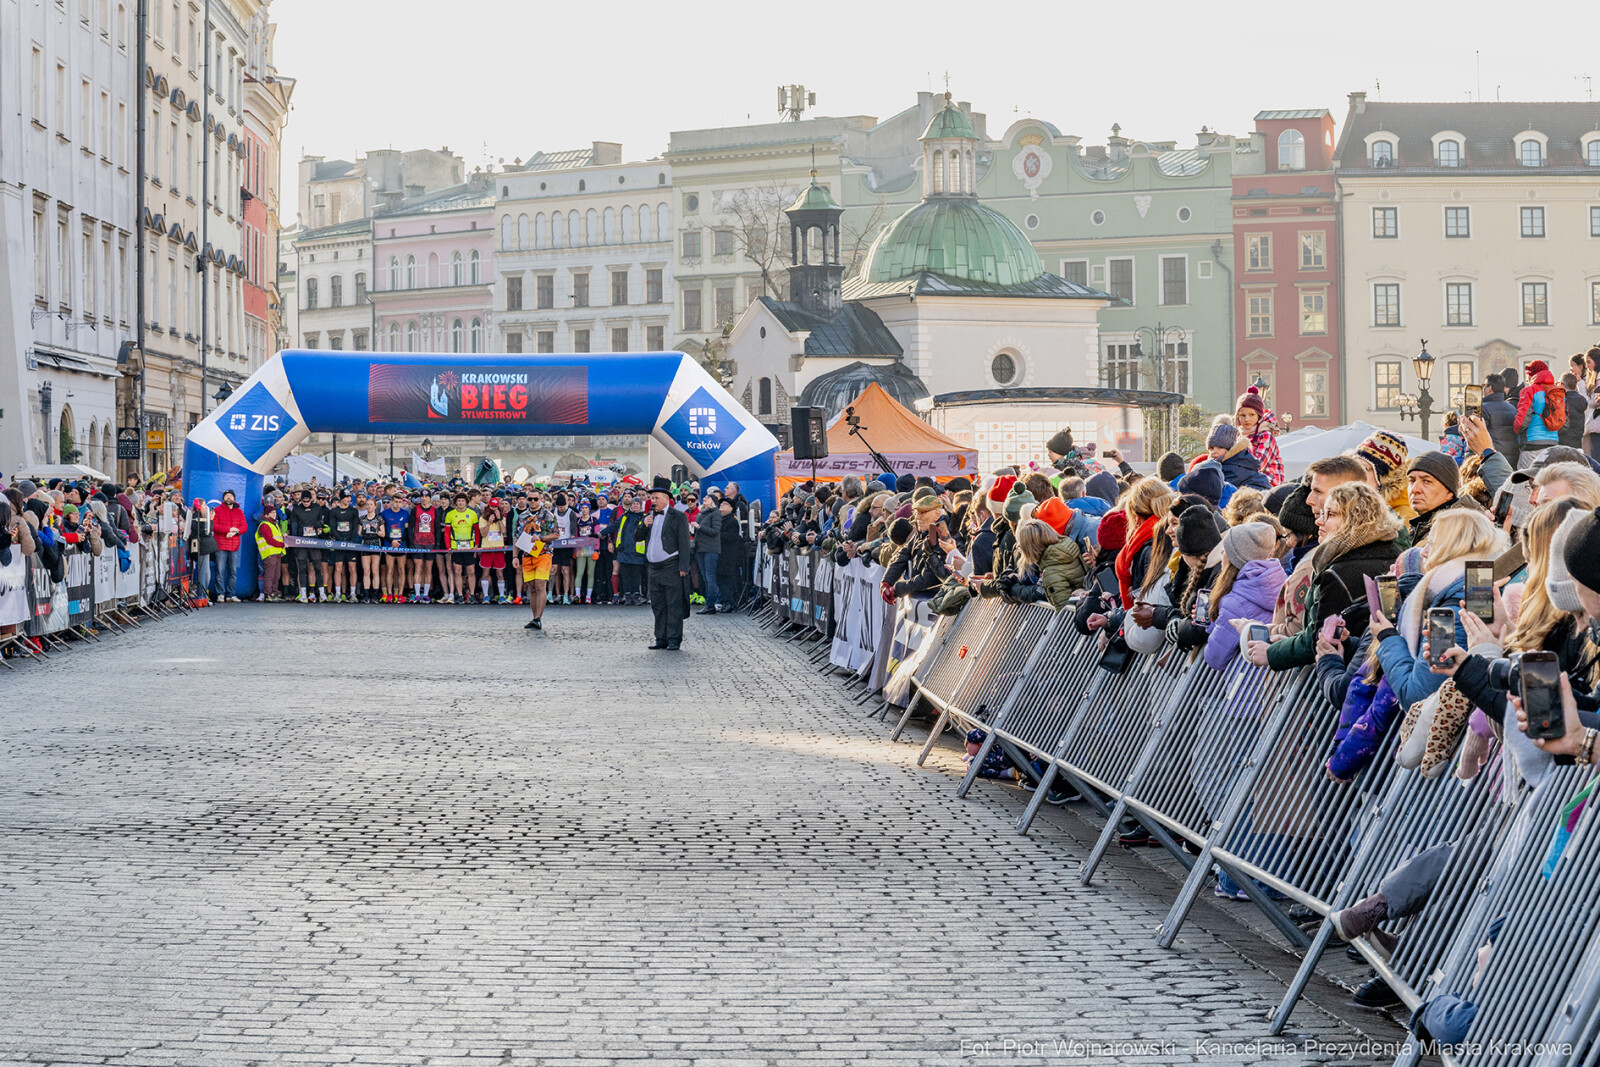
{"left": 777, "top": 85, "right": 815, "bottom": 122}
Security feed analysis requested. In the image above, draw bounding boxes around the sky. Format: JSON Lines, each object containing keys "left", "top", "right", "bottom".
{"left": 268, "top": 0, "right": 1600, "bottom": 226}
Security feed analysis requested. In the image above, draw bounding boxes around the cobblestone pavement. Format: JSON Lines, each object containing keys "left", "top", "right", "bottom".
{"left": 0, "top": 605, "right": 1406, "bottom": 1066}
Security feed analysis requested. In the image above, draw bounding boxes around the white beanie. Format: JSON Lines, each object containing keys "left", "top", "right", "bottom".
{"left": 1547, "top": 510, "right": 1586, "bottom": 614}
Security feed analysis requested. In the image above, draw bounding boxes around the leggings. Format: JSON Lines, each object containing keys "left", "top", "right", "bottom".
{"left": 573, "top": 549, "right": 595, "bottom": 596}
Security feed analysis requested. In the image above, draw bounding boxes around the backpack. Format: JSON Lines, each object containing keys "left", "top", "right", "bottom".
{"left": 1542, "top": 386, "right": 1566, "bottom": 432}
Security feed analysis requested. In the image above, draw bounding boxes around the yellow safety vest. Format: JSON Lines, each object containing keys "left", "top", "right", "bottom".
{"left": 255, "top": 518, "right": 286, "bottom": 559}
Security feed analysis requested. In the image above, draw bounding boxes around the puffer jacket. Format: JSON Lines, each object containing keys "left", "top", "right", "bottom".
{"left": 1202, "top": 558, "right": 1288, "bottom": 672}
{"left": 1009, "top": 539, "right": 1085, "bottom": 610}
{"left": 1216, "top": 441, "right": 1273, "bottom": 491}
{"left": 1514, "top": 369, "right": 1564, "bottom": 445}
{"left": 1372, "top": 566, "right": 1470, "bottom": 709}
{"left": 885, "top": 531, "right": 947, "bottom": 598}
{"left": 1267, "top": 536, "right": 1402, "bottom": 671}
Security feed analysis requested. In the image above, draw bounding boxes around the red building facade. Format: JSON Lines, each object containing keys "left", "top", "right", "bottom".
{"left": 1232, "top": 110, "right": 1342, "bottom": 429}
{"left": 242, "top": 128, "right": 271, "bottom": 366}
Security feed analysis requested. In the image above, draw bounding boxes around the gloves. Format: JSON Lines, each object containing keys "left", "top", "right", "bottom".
{"left": 880, "top": 581, "right": 896, "bottom": 604}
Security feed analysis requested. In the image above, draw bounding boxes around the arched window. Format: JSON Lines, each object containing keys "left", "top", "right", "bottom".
{"left": 517, "top": 213, "right": 529, "bottom": 250}
{"left": 451, "top": 318, "right": 463, "bottom": 352}
{"left": 585, "top": 208, "right": 598, "bottom": 245}
{"left": 1277, "top": 129, "right": 1305, "bottom": 170}
{"left": 500, "top": 215, "right": 512, "bottom": 250}
{"left": 1589, "top": 141, "right": 1600, "bottom": 167}
{"left": 1520, "top": 139, "right": 1544, "bottom": 167}
{"left": 534, "top": 212, "right": 546, "bottom": 249}
{"left": 568, "top": 211, "right": 581, "bottom": 246}
{"left": 388, "top": 322, "right": 400, "bottom": 350}
{"left": 1370, "top": 140, "right": 1394, "bottom": 166}
{"left": 657, "top": 204, "right": 669, "bottom": 242}
{"left": 931, "top": 149, "right": 943, "bottom": 193}
{"left": 603, "top": 206, "right": 616, "bottom": 244}
{"left": 304, "top": 276, "right": 318, "bottom": 309}
{"left": 387, "top": 256, "right": 399, "bottom": 290}
{"left": 470, "top": 250, "right": 480, "bottom": 284}
{"left": 621, "top": 205, "right": 634, "bottom": 243}
{"left": 451, "top": 251, "right": 463, "bottom": 286}
{"left": 470, "top": 317, "right": 482, "bottom": 353}
{"left": 405, "top": 320, "right": 418, "bottom": 351}
{"left": 405, "top": 255, "right": 416, "bottom": 289}
{"left": 427, "top": 252, "right": 439, "bottom": 287}
{"left": 329, "top": 274, "right": 342, "bottom": 307}
{"left": 1437, "top": 139, "right": 1461, "bottom": 167}
{"left": 758, "top": 377, "right": 772, "bottom": 415}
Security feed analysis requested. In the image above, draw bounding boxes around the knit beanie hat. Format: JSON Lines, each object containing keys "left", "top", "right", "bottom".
{"left": 1223, "top": 521, "right": 1277, "bottom": 569}
{"left": 1032, "top": 497, "right": 1072, "bottom": 536}
{"left": 1095, "top": 510, "right": 1128, "bottom": 553}
{"left": 1264, "top": 481, "right": 1297, "bottom": 517}
{"left": 944, "top": 476, "right": 973, "bottom": 493}
{"left": 1207, "top": 422, "right": 1239, "bottom": 452}
{"left": 1357, "top": 431, "right": 1408, "bottom": 480}
{"left": 1236, "top": 386, "right": 1267, "bottom": 417}
{"left": 895, "top": 473, "right": 916, "bottom": 493}
{"left": 1157, "top": 451, "right": 1186, "bottom": 483}
{"left": 1548, "top": 510, "right": 1587, "bottom": 613}
{"left": 1177, "top": 462, "right": 1224, "bottom": 506}
{"left": 888, "top": 517, "right": 914, "bottom": 545}
{"left": 1085, "top": 470, "right": 1119, "bottom": 505}
{"left": 1169, "top": 492, "right": 1212, "bottom": 519}
{"left": 986, "top": 474, "right": 1017, "bottom": 516}
{"left": 1527, "top": 359, "right": 1550, "bottom": 378}
{"left": 1176, "top": 507, "right": 1226, "bottom": 558}
{"left": 1003, "top": 485, "right": 1031, "bottom": 525}
{"left": 1278, "top": 482, "right": 1318, "bottom": 539}
{"left": 1408, "top": 451, "right": 1460, "bottom": 498}
{"left": 1046, "top": 428, "right": 1074, "bottom": 457}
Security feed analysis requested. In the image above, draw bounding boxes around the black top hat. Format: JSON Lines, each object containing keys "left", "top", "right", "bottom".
{"left": 648, "top": 475, "right": 675, "bottom": 497}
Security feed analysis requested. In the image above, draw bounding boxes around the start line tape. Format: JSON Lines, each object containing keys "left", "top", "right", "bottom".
{"left": 282, "top": 536, "right": 601, "bottom": 556}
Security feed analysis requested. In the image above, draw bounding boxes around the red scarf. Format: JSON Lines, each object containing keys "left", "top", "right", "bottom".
{"left": 1114, "top": 514, "right": 1162, "bottom": 609}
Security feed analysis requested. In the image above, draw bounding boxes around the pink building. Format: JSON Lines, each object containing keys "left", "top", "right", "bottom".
{"left": 370, "top": 174, "right": 497, "bottom": 353}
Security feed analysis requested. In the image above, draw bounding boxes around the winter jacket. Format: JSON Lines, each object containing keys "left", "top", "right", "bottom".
{"left": 1439, "top": 428, "right": 1469, "bottom": 466}
{"left": 1217, "top": 442, "right": 1273, "bottom": 491}
{"left": 1246, "top": 427, "right": 1285, "bottom": 487}
{"left": 1372, "top": 568, "right": 1469, "bottom": 709}
{"left": 1326, "top": 672, "right": 1401, "bottom": 781}
{"left": 1453, "top": 616, "right": 1591, "bottom": 727}
{"left": 1202, "top": 558, "right": 1287, "bottom": 672}
{"left": 1514, "top": 371, "right": 1564, "bottom": 444}
{"left": 885, "top": 531, "right": 947, "bottom": 598}
{"left": 971, "top": 516, "right": 996, "bottom": 575}
{"left": 1267, "top": 537, "right": 1401, "bottom": 671}
{"left": 185, "top": 510, "right": 218, "bottom": 556}
{"left": 211, "top": 503, "right": 247, "bottom": 551}
{"left": 1562, "top": 387, "right": 1588, "bottom": 450}
{"left": 1481, "top": 390, "right": 1521, "bottom": 464}
{"left": 1071, "top": 496, "right": 1113, "bottom": 518}
{"left": 1010, "top": 539, "right": 1085, "bottom": 610}
{"left": 1316, "top": 630, "right": 1373, "bottom": 712}
{"left": 693, "top": 507, "right": 722, "bottom": 554}
{"left": 1064, "top": 507, "right": 1101, "bottom": 557}
{"left": 1408, "top": 494, "right": 1486, "bottom": 547}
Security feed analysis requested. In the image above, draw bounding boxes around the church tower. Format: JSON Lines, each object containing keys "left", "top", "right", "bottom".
{"left": 920, "top": 92, "right": 979, "bottom": 198}
{"left": 784, "top": 169, "right": 844, "bottom": 319}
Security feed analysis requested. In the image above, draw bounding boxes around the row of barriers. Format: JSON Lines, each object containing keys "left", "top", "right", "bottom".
{"left": 752, "top": 565, "right": 1600, "bottom": 1066}
{"left": 0, "top": 533, "right": 196, "bottom": 663}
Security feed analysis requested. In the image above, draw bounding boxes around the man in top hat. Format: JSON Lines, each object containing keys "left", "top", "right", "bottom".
{"left": 643, "top": 475, "right": 693, "bottom": 650}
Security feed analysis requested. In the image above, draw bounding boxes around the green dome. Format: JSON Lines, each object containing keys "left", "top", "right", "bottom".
{"left": 921, "top": 100, "right": 978, "bottom": 141}
{"left": 787, "top": 173, "right": 840, "bottom": 214}
{"left": 859, "top": 198, "right": 1044, "bottom": 287}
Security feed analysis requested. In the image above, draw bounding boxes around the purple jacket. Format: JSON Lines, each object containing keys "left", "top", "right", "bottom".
{"left": 1202, "top": 558, "right": 1287, "bottom": 672}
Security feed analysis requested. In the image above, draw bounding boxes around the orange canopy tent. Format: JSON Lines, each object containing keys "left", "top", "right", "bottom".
{"left": 774, "top": 382, "right": 978, "bottom": 494}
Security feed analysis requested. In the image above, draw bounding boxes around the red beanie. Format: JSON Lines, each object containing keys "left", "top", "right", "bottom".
{"left": 1527, "top": 360, "right": 1549, "bottom": 377}
{"left": 1235, "top": 386, "right": 1267, "bottom": 417}
{"left": 987, "top": 474, "right": 1017, "bottom": 503}
{"left": 1096, "top": 510, "right": 1128, "bottom": 553}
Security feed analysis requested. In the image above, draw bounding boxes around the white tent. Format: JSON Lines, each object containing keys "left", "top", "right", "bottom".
{"left": 321, "top": 452, "right": 386, "bottom": 480}
{"left": 1278, "top": 420, "right": 1435, "bottom": 477}
{"left": 14, "top": 462, "right": 112, "bottom": 482}
{"left": 284, "top": 454, "right": 336, "bottom": 484}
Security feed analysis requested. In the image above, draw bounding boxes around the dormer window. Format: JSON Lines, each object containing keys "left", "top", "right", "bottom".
{"left": 1437, "top": 140, "right": 1461, "bottom": 167}
{"left": 1370, "top": 140, "right": 1394, "bottom": 167}
{"left": 1277, "top": 129, "right": 1305, "bottom": 171}
{"left": 1520, "top": 139, "right": 1544, "bottom": 167}
{"left": 1588, "top": 140, "right": 1600, "bottom": 167}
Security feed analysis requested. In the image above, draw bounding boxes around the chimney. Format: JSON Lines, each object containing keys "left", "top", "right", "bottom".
{"left": 592, "top": 141, "right": 622, "bottom": 166}
{"left": 1348, "top": 91, "right": 1367, "bottom": 115}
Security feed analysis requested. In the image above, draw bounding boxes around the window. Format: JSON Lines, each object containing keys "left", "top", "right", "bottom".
{"left": 1446, "top": 282, "right": 1473, "bottom": 326}
{"left": 32, "top": 206, "right": 46, "bottom": 302}
{"left": 758, "top": 377, "right": 773, "bottom": 414}
{"left": 328, "top": 333, "right": 343, "bottom": 351}
{"left": 1374, "top": 283, "right": 1401, "bottom": 326}
{"left": 330, "top": 274, "right": 342, "bottom": 308}
{"left": 1521, "top": 207, "right": 1545, "bottom": 238}
{"left": 1090, "top": 209, "right": 1105, "bottom": 226}
{"left": 1162, "top": 339, "right": 1191, "bottom": 395}
{"left": 1303, "top": 370, "right": 1329, "bottom": 418}
{"left": 1591, "top": 206, "right": 1600, "bottom": 238}
{"left": 1160, "top": 256, "right": 1186, "bottom": 306}
{"left": 405, "top": 321, "right": 418, "bottom": 351}
{"left": 682, "top": 288, "right": 702, "bottom": 331}
{"left": 1593, "top": 281, "right": 1600, "bottom": 326}
{"left": 388, "top": 323, "right": 400, "bottom": 350}
{"left": 1277, "top": 129, "right": 1305, "bottom": 170}
{"left": 1519, "top": 139, "right": 1543, "bottom": 167}
{"left": 1590, "top": 141, "right": 1600, "bottom": 167}
{"left": 573, "top": 329, "right": 590, "bottom": 353}
{"left": 1299, "top": 231, "right": 1325, "bottom": 269}
{"left": 537, "top": 331, "right": 554, "bottom": 353}
{"left": 537, "top": 274, "right": 554, "bottom": 309}
{"left": 386, "top": 256, "right": 399, "bottom": 290}
{"left": 1370, "top": 140, "right": 1394, "bottom": 166}
{"left": 573, "top": 272, "right": 589, "bottom": 307}
{"left": 1447, "top": 362, "right": 1476, "bottom": 409}
{"left": 353, "top": 329, "right": 368, "bottom": 351}
{"left": 611, "top": 270, "right": 628, "bottom": 306}
{"left": 1522, "top": 282, "right": 1549, "bottom": 325}
{"left": 1247, "top": 234, "right": 1271, "bottom": 270}
{"left": 646, "top": 268, "right": 663, "bottom": 304}
{"left": 1102, "top": 342, "right": 1139, "bottom": 389}
{"left": 354, "top": 272, "right": 366, "bottom": 304}
{"left": 611, "top": 327, "right": 629, "bottom": 352}
{"left": 1445, "top": 206, "right": 1470, "bottom": 238}
{"left": 1107, "top": 258, "right": 1133, "bottom": 303}
{"left": 1060, "top": 260, "right": 1088, "bottom": 287}
{"left": 470, "top": 318, "right": 482, "bottom": 353}
{"left": 469, "top": 250, "right": 480, "bottom": 284}
{"left": 79, "top": 79, "right": 91, "bottom": 146}
{"left": 56, "top": 64, "right": 68, "bottom": 135}
{"left": 1437, "top": 140, "right": 1461, "bottom": 167}
{"left": 682, "top": 231, "right": 701, "bottom": 258}
{"left": 451, "top": 318, "right": 463, "bottom": 353}
{"left": 1374, "top": 361, "right": 1402, "bottom": 410}
{"left": 713, "top": 229, "right": 735, "bottom": 256}
{"left": 405, "top": 255, "right": 416, "bottom": 288}
{"left": 1300, "top": 289, "right": 1326, "bottom": 334}
{"left": 30, "top": 48, "right": 43, "bottom": 122}
{"left": 451, "top": 251, "right": 463, "bottom": 286}
{"left": 1373, "top": 207, "right": 1398, "bottom": 238}
{"left": 990, "top": 351, "right": 1019, "bottom": 385}
{"left": 304, "top": 276, "right": 318, "bottom": 310}
{"left": 1247, "top": 293, "right": 1273, "bottom": 337}
{"left": 302, "top": 333, "right": 318, "bottom": 348}
{"left": 646, "top": 325, "right": 664, "bottom": 351}
{"left": 505, "top": 275, "right": 523, "bottom": 311}
{"left": 505, "top": 332, "right": 522, "bottom": 353}
{"left": 714, "top": 286, "right": 734, "bottom": 326}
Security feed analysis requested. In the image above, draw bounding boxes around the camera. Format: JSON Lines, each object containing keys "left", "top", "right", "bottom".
{"left": 1486, "top": 651, "right": 1529, "bottom": 692}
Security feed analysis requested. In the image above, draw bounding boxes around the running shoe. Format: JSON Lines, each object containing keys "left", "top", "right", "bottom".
{"left": 297, "top": 592, "right": 308, "bottom": 604}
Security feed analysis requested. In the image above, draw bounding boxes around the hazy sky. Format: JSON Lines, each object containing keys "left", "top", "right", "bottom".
{"left": 270, "top": 0, "right": 1599, "bottom": 225}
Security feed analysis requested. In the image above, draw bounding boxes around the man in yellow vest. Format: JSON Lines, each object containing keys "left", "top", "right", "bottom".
{"left": 254, "top": 503, "right": 286, "bottom": 602}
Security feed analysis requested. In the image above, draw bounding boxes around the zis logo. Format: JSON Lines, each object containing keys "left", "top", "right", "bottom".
{"left": 229, "top": 413, "right": 281, "bottom": 432}
{"left": 688, "top": 407, "right": 716, "bottom": 435}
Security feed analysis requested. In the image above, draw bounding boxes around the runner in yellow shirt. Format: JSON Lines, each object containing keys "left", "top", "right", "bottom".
{"left": 444, "top": 493, "right": 480, "bottom": 604}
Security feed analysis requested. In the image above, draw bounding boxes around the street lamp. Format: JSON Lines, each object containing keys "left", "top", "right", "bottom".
{"left": 213, "top": 382, "right": 234, "bottom": 403}
{"left": 1124, "top": 323, "right": 1186, "bottom": 456}
{"left": 1399, "top": 339, "right": 1438, "bottom": 439}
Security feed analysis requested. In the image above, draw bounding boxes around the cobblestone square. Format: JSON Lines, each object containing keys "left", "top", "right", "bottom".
{"left": 0, "top": 606, "right": 1402, "bottom": 1065}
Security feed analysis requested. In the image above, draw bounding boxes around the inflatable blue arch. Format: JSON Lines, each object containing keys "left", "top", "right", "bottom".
{"left": 182, "top": 350, "right": 779, "bottom": 594}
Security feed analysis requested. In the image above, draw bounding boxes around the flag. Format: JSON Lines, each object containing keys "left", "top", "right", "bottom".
{"left": 412, "top": 451, "right": 447, "bottom": 477}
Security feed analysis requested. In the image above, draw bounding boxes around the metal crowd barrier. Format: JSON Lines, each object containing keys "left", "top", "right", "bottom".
{"left": 894, "top": 595, "right": 1003, "bottom": 739}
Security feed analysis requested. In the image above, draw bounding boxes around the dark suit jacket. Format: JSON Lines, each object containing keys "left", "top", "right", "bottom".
{"left": 649, "top": 506, "right": 693, "bottom": 570}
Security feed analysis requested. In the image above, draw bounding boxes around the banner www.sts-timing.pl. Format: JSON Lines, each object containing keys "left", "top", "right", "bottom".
{"left": 182, "top": 351, "right": 780, "bottom": 594}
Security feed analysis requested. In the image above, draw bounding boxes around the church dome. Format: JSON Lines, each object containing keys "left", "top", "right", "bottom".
{"left": 798, "top": 360, "right": 928, "bottom": 420}
{"left": 858, "top": 198, "right": 1045, "bottom": 287}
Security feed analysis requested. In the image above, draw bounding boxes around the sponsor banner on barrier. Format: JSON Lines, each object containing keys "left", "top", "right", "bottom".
{"left": 367, "top": 364, "right": 588, "bottom": 426}
{"left": 65, "top": 549, "right": 94, "bottom": 625}
{"left": 93, "top": 546, "right": 117, "bottom": 605}
{"left": 113, "top": 550, "right": 140, "bottom": 603}
{"left": 0, "top": 547, "right": 28, "bottom": 627}
{"left": 26, "top": 557, "right": 68, "bottom": 635}
{"left": 282, "top": 535, "right": 598, "bottom": 556}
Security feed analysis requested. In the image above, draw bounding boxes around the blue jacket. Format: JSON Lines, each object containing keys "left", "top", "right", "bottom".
{"left": 1373, "top": 574, "right": 1468, "bottom": 709}
{"left": 1218, "top": 447, "right": 1273, "bottom": 491}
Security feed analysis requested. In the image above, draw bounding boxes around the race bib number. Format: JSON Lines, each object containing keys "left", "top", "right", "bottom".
{"left": 482, "top": 530, "right": 504, "bottom": 549}
{"left": 389, "top": 525, "right": 403, "bottom": 539}
{"left": 303, "top": 526, "right": 318, "bottom": 537}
